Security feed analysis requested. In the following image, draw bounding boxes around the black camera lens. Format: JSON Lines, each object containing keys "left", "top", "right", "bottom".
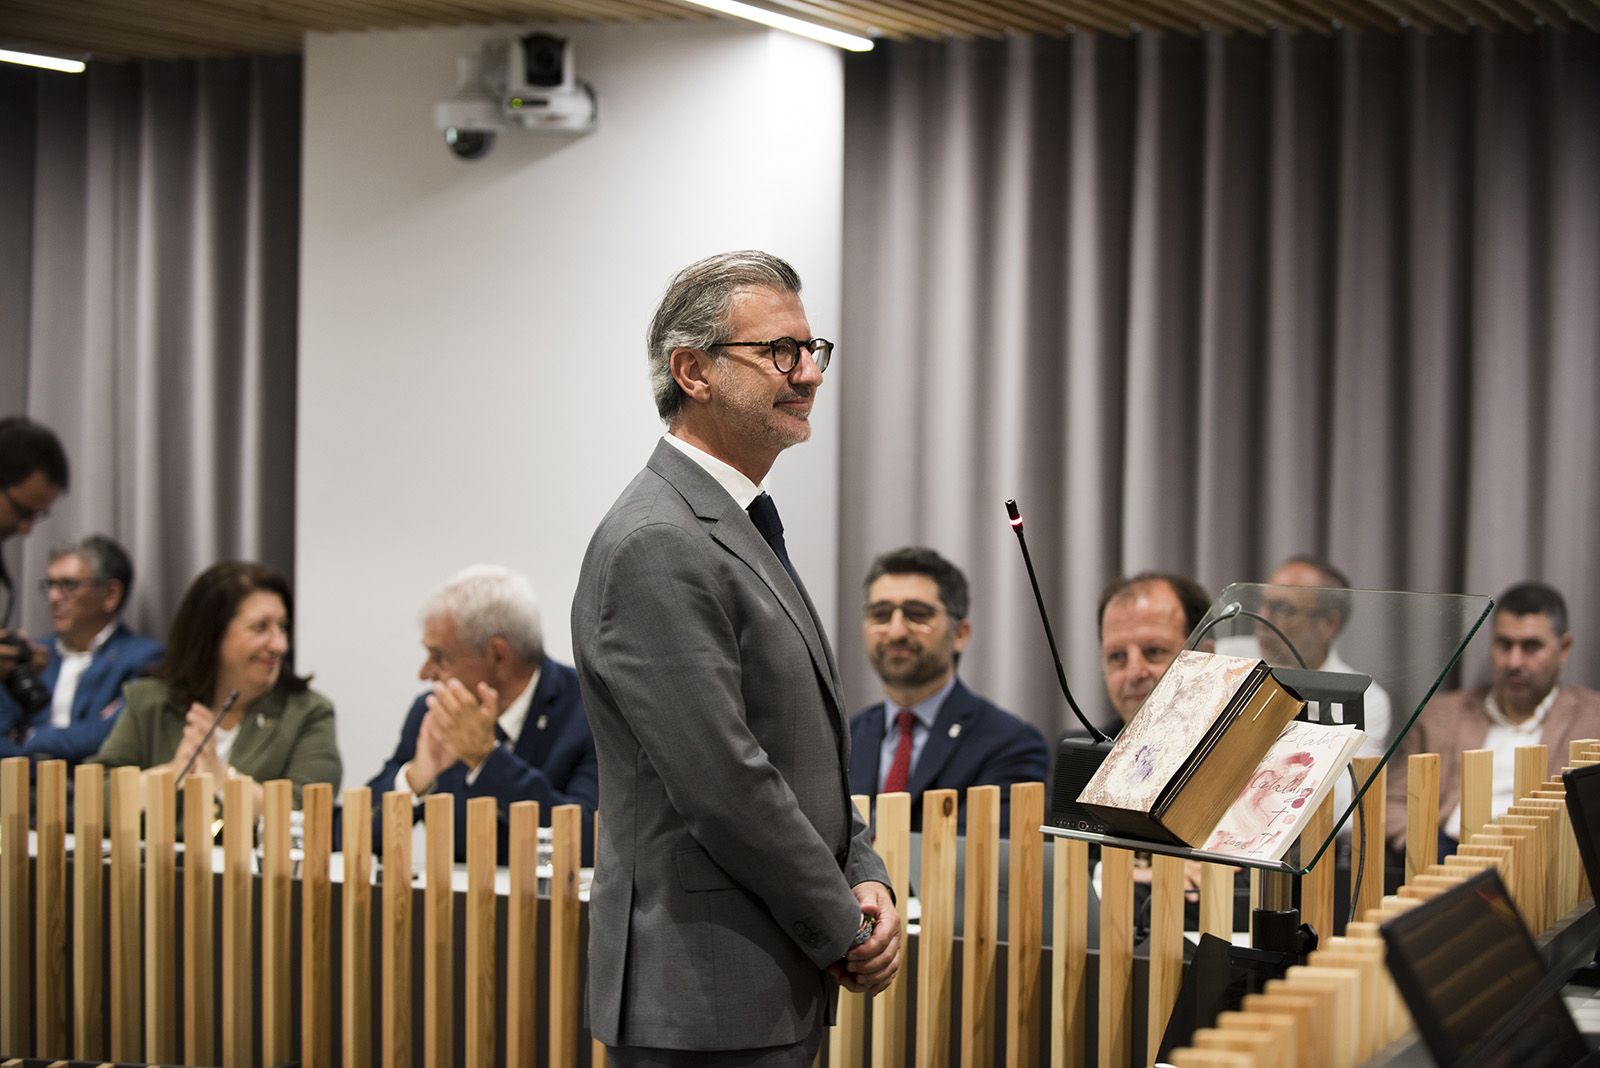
{"left": 445, "top": 127, "right": 494, "bottom": 160}
{"left": 521, "top": 33, "right": 566, "bottom": 88}
{"left": 3, "top": 661, "right": 50, "bottom": 716}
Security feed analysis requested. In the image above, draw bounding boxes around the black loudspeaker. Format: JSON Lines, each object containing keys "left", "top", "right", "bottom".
{"left": 1047, "top": 736, "right": 1113, "bottom": 835}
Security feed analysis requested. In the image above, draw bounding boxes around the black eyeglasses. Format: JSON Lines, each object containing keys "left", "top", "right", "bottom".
{"left": 709, "top": 337, "right": 833, "bottom": 375}
{"left": 3, "top": 488, "right": 48, "bottom": 525}
{"left": 864, "top": 600, "right": 945, "bottom": 628}
{"left": 40, "top": 577, "right": 102, "bottom": 596}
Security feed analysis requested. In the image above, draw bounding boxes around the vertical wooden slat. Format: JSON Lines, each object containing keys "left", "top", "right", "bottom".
{"left": 0, "top": 756, "right": 32, "bottom": 1055}
{"left": 1005, "top": 783, "right": 1044, "bottom": 1068}
{"left": 142, "top": 767, "right": 176, "bottom": 1064}
{"left": 343, "top": 788, "right": 373, "bottom": 1068}
{"left": 72, "top": 763, "right": 104, "bottom": 1061}
{"left": 549, "top": 804, "right": 583, "bottom": 1068}
{"left": 832, "top": 793, "right": 870, "bottom": 1068}
{"left": 303, "top": 782, "right": 335, "bottom": 1067}
{"left": 465, "top": 797, "right": 497, "bottom": 1067}
{"left": 1051, "top": 837, "right": 1089, "bottom": 1068}
{"left": 1199, "top": 863, "right": 1233, "bottom": 942}
{"left": 222, "top": 777, "right": 255, "bottom": 1067}
{"left": 382, "top": 791, "right": 415, "bottom": 1068}
{"left": 108, "top": 766, "right": 142, "bottom": 1059}
{"left": 1148, "top": 855, "right": 1185, "bottom": 1057}
{"left": 873, "top": 791, "right": 912, "bottom": 1068}
{"left": 35, "top": 759, "right": 69, "bottom": 1056}
{"left": 1459, "top": 749, "right": 1494, "bottom": 843}
{"left": 1404, "top": 753, "right": 1440, "bottom": 884}
{"left": 261, "top": 780, "right": 293, "bottom": 1067}
{"left": 830, "top": 796, "right": 871, "bottom": 1068}
{"left": 1098, "top": 848, "right": 1134, "bottom": 1068}
{"left": 961, "top": 785, "right": 1000, "bottom": 1068}
{"left": 182, "top": 773, "right": 215, "bottom": 1067}
{"left": 1300, "top": 792, "right": 1336, "bottom": 939}
{"left": 918, "top": 789, "right": 959, "bottom": 1068}
{"left": 1348, "top": 757, "right": 1385, "bottom": 924}
{"left": 423, "top": 793, "right": 454, "bottom": 1068}
{"left": 1514, "top": 745, "right": 1549, "bottom": 809}
{"left": 505, "top": 801, "right": 540, "bottom": 1068}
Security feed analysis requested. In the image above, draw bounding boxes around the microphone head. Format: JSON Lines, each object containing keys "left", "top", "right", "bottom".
{"left": 1005, "top": 498, "right": 1022, "bottom": 526}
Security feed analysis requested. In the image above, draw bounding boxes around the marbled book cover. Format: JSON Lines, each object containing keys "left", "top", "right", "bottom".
{"left": 1078, "top": 649, "right": 1261, "bottom": 812}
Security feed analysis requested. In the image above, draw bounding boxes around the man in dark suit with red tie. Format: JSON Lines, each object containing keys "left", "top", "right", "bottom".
{"left": 848, "top": 547, "right": 1049, "bottom": 836}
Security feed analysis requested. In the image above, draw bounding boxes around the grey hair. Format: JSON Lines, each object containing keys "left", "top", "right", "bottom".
{"left": 50, "top": 534, "right": 135, "bottom": 612}
{"left": 647, "top": 250, "right": 803, "bottom": 423}
{"left": 420, "top": 564, "right": 544, "bottom": 664}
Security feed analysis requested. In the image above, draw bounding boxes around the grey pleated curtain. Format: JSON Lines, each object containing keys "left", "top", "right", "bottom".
{"left": 838, "top": 29, "right": 1600, "bottom": 739}
{"left": 0, "top": 57, "right": 302, "bottom": 640}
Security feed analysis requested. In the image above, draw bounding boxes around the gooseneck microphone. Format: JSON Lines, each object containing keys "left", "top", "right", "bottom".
{"left": 1005, "top": 499, "right": 1110, "bottom": 744}
{"left": 175, "top": 689, "right": 241, "bottom": 788}
{"left": 1006, "top": 499, "right": 1115, "bottom": 835}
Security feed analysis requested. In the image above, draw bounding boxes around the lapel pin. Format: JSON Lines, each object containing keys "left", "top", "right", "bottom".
{"left": 948, "top": 723, "right": 961, "bottom": 739}
{"left": 536, "top": 714, "right": 548, "bottom": 731}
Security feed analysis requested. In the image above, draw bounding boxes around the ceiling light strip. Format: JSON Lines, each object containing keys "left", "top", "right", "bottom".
{"left": 676, "top": 0, "right": 875, "bottom": 51}
{"left": 0, "top": 48, "right": 87, "bottom": 73}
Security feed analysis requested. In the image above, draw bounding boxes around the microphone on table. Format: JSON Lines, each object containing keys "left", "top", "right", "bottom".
{"left": 175, "top": 689, "right": 240, "bottom": 789}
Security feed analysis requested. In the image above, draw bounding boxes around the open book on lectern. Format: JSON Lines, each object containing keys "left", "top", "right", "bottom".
{"left": 1076, "top": 649, "right": 1364, "bottom": 857}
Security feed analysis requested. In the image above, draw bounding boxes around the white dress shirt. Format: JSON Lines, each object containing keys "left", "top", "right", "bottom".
{"left": 49, "top": 620, "right": 119, "bottom": 729}
{"left": 1441, "top": 685, "right": 1559, "bottom": 833}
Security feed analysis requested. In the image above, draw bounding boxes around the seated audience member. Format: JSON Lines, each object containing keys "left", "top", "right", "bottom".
{"left": 367, "top": 565, "right": 597, "bottom": 864}
{"left": 849, "top": 547, "right": 1048, "bottom": 835}
{"left": 1218, "top": 556, "right": 1393, "bottom": 749}
{"left": 1095, "top": 571, "right": 1220, "bottom": 904}
{"left": 89, "top": 560, "right": 341, "bottom": 808}
{"left": 1096, "top": 571, "right": 1213, "bottom": 732}
{"left": 1386, "top": 581, "right": 1600, "bottom": 853}
{"left": 0, "top": 536, "right": 163, "bottom": 763}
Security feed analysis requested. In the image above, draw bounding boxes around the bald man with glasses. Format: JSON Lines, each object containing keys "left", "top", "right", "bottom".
{"left": 849, "top": 547, "right": 1048, "bottom": 836}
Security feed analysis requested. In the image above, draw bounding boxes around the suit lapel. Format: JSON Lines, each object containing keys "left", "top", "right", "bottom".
{"left": 648, "top": 442, "right": 844, "bottom": 720}
{"left": 230, "top": 690, "right": 283, "bottom": 768}
{"left": 850, "top": 703, "right": 887, "bottom": 792}
{"left": 512, "top": 658, "right": 557, "bottom": 763}
{"left": 907, "top": 681, "right": 970, "bottom": 797}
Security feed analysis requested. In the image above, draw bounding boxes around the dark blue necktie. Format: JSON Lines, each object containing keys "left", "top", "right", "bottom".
{"left": 747, "top": 492, "right": 799, "bottom": 586}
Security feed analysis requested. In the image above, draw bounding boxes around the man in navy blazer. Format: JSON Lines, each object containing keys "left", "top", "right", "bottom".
{"left": 849, "top": 547, "right": 1048, "bottom": 835}
{"left": 0, "top": 535, "right": 162, "bottom": 763}
{"left": 366, "top": 565, "right": 598, "bottom": 864}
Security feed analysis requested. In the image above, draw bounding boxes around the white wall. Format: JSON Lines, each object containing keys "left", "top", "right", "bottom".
{"left": 297, "top": 21, "right": 845, "bottom": 783}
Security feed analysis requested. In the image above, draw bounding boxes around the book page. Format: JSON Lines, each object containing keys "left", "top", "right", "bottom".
{"left": 1201, "top": 719, "right": 1364, "bottom": 862}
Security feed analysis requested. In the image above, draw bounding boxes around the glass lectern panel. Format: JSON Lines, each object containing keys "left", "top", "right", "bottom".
{"left": 1043, "top": 583, "right": 1494, "bottom": 876}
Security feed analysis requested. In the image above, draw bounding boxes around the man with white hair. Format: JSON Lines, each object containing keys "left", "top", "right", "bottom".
{"left": 366, "top": 564, "right": 597, "bottom": 863}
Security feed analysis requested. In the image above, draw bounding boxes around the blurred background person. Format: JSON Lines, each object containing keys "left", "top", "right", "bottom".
{"left": 0, "top": 535, "right": 162, "bottom": 764}
{"left": 89, "top": 560, "right": 341, "bottom": 808}
{"left": 0, "top": 415, "right": 70, "bottom": 721}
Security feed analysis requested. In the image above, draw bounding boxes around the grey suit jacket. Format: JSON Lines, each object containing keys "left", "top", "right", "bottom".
{"left": 572, "top": 440, "right": 888, "bottom": 1051}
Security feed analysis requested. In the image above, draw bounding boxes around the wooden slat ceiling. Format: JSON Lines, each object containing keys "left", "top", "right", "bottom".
{"left": 2, "top": 0, "right": 1596, "bottom": 62}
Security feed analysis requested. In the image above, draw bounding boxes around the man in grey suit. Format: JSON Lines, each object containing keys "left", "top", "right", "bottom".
{"left": 573, "top": 251, "right": 900, "bottom": 1065}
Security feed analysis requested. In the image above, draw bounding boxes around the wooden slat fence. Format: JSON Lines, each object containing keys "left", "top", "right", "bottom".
{"left": 0, "top": 742, "right": 1593, "bottom": 1066}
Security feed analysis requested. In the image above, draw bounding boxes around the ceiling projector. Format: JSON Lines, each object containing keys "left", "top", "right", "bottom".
{"left": 435, "top": 32, "right": 598, "bottom": 159}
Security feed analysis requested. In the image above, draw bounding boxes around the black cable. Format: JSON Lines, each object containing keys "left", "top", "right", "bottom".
{"left": 1190, "top": 601, "right": 1309, "bottom": 670}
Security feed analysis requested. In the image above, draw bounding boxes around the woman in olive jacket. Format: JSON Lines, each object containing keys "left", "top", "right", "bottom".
{"left": 90, "top": 560, "right": 340, "bottom": 808}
